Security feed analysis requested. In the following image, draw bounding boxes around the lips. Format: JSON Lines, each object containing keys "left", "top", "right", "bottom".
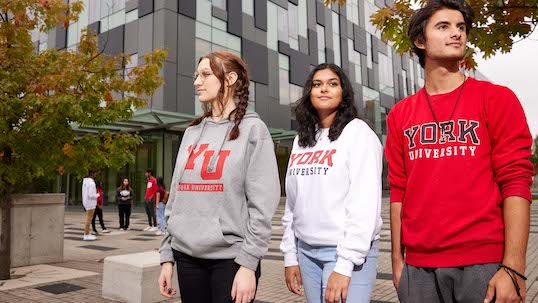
{"left": 318, "top": 96, "right": 331, "bottom": 100}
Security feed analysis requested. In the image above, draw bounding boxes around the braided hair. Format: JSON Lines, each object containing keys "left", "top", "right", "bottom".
{"left": 190, "top": 51, "right": 250, "bottom": 141}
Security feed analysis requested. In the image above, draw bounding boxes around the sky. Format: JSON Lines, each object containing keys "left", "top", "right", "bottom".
{"left": 475, "top": 29, "right": 538, "bottom": 138}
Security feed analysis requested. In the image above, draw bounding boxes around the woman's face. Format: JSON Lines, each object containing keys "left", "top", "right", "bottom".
{"left": 310, "top": 68, "right": 343, "bottom": 116}
{"left": 123, "top": 179, "right": 129, "bottom": 186}
{"left": 194, "top": 58, "right": 222, "bottom": 103}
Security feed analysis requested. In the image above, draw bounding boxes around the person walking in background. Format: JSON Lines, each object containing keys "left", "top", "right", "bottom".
{"left": 82, "top": 170, "right": 99, "bottom": 241}
{"left": 158, "top": 51, "right": 280, "bottom": 303}
{"left": 116, "top": 178, "right": 134, "bottom": 231}
{"left": 281, "top": 63, "right": 383, "bottom": 303}
{"left": 385, "top": 0, "right": 535, "bottom": 302}
{"left": 144, "top": 169, "right": 158, "bottom": 232}
{"left": 91, "top": 179, "right": 110, "bottom": 235}
{"left": 155, "top": 177, "right": 168, "bottom": 236}
{"left": 155, "top": 177, "right": 169, "bottom": 236}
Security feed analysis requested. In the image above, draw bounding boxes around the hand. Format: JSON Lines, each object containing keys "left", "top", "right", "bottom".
{"left": 284, "top": 265, "right": 303, "bottom": 295}
{"left": 484, "top": 268, "right": 526, "bottom": 303}
{"left": 392, "top": 255, "right": 405, "bottom": 291}
{"left": 325, "top": 271, "right": 351, "bottom": 303}
{"left": 158, "top": 262, "right": 176, "bottom": 298}
{"left": 231, "top": 266, "right": 257, "bottom": 303}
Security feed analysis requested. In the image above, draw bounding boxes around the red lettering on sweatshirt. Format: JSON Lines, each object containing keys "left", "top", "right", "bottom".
{"left": 186, "top": 144, "right": 209, "bottom": 169}
{"left": 289, "top": 149, "right": 337, "bottom": 167}
{"left": 200, "top": 150, "right": 231, "bottom": 180}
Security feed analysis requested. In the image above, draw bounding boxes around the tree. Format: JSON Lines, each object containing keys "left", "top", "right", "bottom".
{"left": 325, "top": 0, "right": 538, "bottom": 70}
{"left": 0, "top": 0, "right": 167, "bottom": 279}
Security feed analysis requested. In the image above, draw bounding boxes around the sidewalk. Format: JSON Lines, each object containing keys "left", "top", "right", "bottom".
{"left": 0, "top": 198, "right": 538, "bottom": 302}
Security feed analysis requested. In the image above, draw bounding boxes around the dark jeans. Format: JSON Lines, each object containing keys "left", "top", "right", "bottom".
{"left": 144, "top": 199, "right": 157, "bottom": 227}
{"left": 91, "top": 206, "right": 106, "bottom": 232}
{"left": 118, "top": 204, "right": 131, "bottom": 229}
{"left": 398, "top": 263, "right": 501, "bottom": 303}
{"left": 173, "top": 249, "right": 261, "bottom": 303}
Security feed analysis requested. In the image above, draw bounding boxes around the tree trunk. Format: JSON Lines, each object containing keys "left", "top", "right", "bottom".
{"left": 0, "top": 150, "right": 12, "bottom": 280}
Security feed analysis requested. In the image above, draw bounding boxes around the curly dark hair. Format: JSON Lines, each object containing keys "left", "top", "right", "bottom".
{"left": 408, "top": 0, "right": 474, "bottom": 68}
{"left": 295, "top": 63, "right": 358, "bottom": 148}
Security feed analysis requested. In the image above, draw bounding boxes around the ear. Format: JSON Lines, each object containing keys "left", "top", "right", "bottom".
{"left": 414, "top": 38, "right": 426, "bottom": 50}
{"left": 226, "top": 71, "right": 238, "bottom": 86}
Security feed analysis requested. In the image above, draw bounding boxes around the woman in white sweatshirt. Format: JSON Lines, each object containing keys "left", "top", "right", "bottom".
{"left": 281, "top": 63, "right": 383, "bottom": 303}
{"left": 82, "top": 170, "right": 99, "bottom": 241}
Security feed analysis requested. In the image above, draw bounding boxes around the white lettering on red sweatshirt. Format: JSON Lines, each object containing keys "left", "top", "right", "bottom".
{"left": 385, "top": 77, "right": 534, "bottom": 267}
{"left": 280, "top": 119, "right": 383, "bottom": 277}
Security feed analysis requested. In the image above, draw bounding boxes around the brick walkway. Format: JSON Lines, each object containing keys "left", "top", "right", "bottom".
{"left": 1, "top": 198, "right": 538, "bottom": 302}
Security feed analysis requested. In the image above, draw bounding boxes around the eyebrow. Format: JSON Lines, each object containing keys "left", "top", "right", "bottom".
{"left": 434, "top": 21, "right": 467, "bottom": 27}
{"left": 312, "top": 78, "right": 340, "bottom": 82}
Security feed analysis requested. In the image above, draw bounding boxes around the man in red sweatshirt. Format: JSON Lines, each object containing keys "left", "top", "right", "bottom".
{"left": 144, "top": 168, "right": 158, "bottom": 232}
{"left": 385, "top": 0, "right": 534, "bottom": 302}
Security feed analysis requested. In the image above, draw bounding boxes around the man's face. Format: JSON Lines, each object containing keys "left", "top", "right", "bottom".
{"left": 144, "top": 172, "right": 150, "bottom": 179}
{"left": 416, "top": 8, "right": 467, "bottom": 65}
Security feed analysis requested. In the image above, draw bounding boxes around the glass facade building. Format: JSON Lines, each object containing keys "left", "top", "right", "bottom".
{"left": 33, "top": 0, "right": 454, "bottom": 204}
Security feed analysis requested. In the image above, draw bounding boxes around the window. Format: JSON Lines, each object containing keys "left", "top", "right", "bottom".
{"left": 332, "top": 12, "right": 341, "bottom": 66}
{"left": 242, "top": 0, "right": 254, "bottom": 16}
{"left": 277, "top": 6, "right": 289, "bottom": 44}
{"left": 379, "top": 53, "right": 394, "bottom": 96}
{"left": 366, "top": 34, "right": 373, "bottom": 69}
{"left": 267, "top": 2, "right": 278, "bottom": 51}
{"left": 212, "top": 0, "right": 226, "bottom": 10}
{"left": 197, "top": 0, "right": 212, "bottom": 25}
{"left": 363, "top": 86, "right": 382, "bottom": 135}
{"left": 125, "top": 9, "right": 138, "bottom": 23}
{"left": 279, "top": 69, "right": 290, "bottom": 105}
{"left": 297, "top": 0, "right": 307, "bottom": 38}
{"left": 348, "top": 38, "right": 361, "bottom": 84}
{"left": 402, "top": 70, "right": 408, "bottom": 97}
{"left": 317, "top": 24, "right": 326, "bottom": 63}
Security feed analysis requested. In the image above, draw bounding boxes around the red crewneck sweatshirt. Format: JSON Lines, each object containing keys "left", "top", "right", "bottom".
{"left": 385, "top": 77, "right": 534, "bottom": 268}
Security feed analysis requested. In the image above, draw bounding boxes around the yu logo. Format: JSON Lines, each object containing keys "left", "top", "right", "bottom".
{"left": 185, "top": 144, "right": 231, "bottom": 180}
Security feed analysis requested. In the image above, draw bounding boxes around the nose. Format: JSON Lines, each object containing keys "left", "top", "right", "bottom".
{"left": 194, "top": 75, "right": 202, "bottom": 87}
{"left": 320, "top": 83, "right": 329, "bottom": 93}
{"left": 451, "top": 26, "right": 462, "bottom": 39}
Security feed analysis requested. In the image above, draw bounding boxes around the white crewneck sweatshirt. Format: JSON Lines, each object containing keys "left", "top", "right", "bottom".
{"left": 280, "top": 119, "right": 383, "bottom": 277}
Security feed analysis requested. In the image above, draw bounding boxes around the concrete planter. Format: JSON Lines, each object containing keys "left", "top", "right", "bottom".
{"left": 4, "top": 194, "right": 65, "bottom": 267}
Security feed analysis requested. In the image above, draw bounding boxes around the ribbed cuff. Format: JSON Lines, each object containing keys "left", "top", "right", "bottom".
{"left": 390, "top": 188, "right": 405, "bottom": 203}
{"left": 284, "top": 252, "right": 299, "bottom": 267}
{"left": 234, "top": 249, "right": 260, "bottom": 271}
{"left": 159, "top": 248, "right": 175, "bottom": 265}
{"left": 333, "top": 258, "right": 354, "bottom": 277}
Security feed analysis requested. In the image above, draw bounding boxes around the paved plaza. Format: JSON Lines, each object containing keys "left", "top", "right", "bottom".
{"left": 2, "top": 198, "right": 538, "bottom": 302}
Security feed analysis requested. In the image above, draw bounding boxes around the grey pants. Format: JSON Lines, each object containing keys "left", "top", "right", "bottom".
{"left": 398, "top": 263, "right": 501, "bottom": 303}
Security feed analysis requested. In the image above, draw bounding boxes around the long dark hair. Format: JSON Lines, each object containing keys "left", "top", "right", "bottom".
{"left": 156, "top": 177, "right": 166, "bottom": 190}
{"left": 295, "top": 63, "right": 358, "bottom": 148}
{"left": 119, "top": 178, "right": 132, "bottom": 191}
{"left": 190, "top": 51, "right": 250, "bottom": 141}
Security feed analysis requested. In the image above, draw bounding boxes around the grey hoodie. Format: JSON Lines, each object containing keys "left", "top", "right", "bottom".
{"left": 159, "top": 111, "right": 280, "bottom": 271}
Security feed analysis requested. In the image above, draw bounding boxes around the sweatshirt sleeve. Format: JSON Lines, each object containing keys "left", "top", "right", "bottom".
{"left": 280, "top": 140, "right": 299, "bottom": 267}
{"left": 235, "top": 123, "right": 281, "bottom": 271}
{"left": 485, "top": 86, "right": 534, "bottom": 202}
{"left": 334, "top": 123, "right": 383, "bottom": 277}
{"left": 385, "top": 108, "right": 407, "bottom": 203}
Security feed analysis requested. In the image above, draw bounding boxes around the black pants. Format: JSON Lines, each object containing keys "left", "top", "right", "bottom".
{"left": 118, "top": 204, "right": 131, "bottom": 229}
{"left": 91, "top": 207, "right": 106, "bottom": 232}
{"left": 144, "top": 199, "right": 157, "bottom": 227}
{"left": 173, "top": 250, "right": 261, "bottom": 303}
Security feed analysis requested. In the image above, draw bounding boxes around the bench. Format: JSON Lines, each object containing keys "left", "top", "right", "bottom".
{"left": 102, "top": 251, "right": 178, "bottom": 303}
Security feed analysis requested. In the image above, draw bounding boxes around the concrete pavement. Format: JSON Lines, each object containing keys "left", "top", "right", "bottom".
{"left": 1, "top": 198, "right": 538, "bottom": 302}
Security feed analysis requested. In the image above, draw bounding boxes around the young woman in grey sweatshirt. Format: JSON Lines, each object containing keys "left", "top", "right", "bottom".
{"left": 158, "top": 51, "right": 281, "bottom": 303}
